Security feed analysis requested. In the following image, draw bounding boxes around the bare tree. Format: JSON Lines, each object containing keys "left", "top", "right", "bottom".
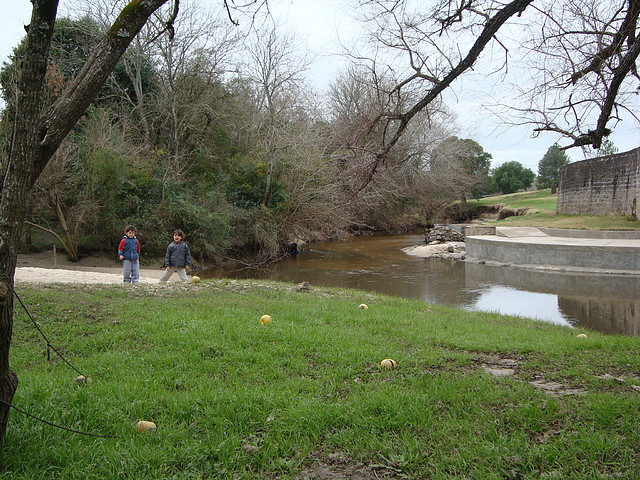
{"left": 148, "top": 0, "right": 240, "bottom": 187}
{"left": 26, "top": 137, "right": 90, "bottom": 261}
{"left": 0, "top": 0, "right": 177, "bottom": 449}
{"left": 354, "top": 0, "right": 639, "bottom": 163}
{"left": 513, "top": 0, "right": 640, "bottom": 149}
{"left": 429, "top": 136, "right": 492, "bottom": 208}
{"left": 239, "top": 23, "right": 312, "bottom": 207}
{"left": 328, "top": 64, "right": 444, "bottom": 194}
{"left": 328, "top": 65, "right": 454, "bottom": 228}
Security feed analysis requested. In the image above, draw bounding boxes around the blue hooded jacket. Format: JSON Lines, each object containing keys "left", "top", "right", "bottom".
{"left": 118, "top": 236, "right": 140, "bottom": 261}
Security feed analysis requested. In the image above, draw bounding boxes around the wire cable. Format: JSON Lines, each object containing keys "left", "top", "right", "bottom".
{"left": 9, "top": 288, "right": 120, "bottom": 439}
{"left": 13, "top": 289, "right": 87, "bottom": 377}
{"left": 0, "top": 398, "right": 118, "bottom": 438}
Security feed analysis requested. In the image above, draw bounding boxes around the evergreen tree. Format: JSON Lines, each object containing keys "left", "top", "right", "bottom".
{"left": 537, "top": 144, "right": 570, "bottom": 189}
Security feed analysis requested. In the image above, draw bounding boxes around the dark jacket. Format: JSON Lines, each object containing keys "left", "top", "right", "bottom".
{"left": 163, "top": 241, "right": 191, "bottom": 268}
{"left": 118, "top": 236, "right": 140, "bottom": 261}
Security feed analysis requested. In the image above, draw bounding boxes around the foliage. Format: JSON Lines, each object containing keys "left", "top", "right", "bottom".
{"left": 0, "top": 16, "right": 144, "bottom": 116}
{"left": 585, "top": 139, "right": 620, "bottom": 159}
{"left": 492, "top": 161, "right": 536, "bottom": 194}
{"left": 225, "top": 156, "right": 288, "bottom": 211}
{"left": 4, "top": 282, "right": 640, "bottom": 479}
{"left": 537, "top": 144, "right": 570, "bottom": 189}
{"left": 145, "top": 189, "right": 236, "bottom": 263}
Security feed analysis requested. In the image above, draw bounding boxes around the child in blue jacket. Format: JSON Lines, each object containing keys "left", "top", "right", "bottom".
{"left": 117, "top": 225, "right": 141, "bottom": 283}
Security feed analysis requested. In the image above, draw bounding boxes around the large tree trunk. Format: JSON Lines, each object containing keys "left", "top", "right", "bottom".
{"left": 0, "top": 0, "right": 170, "bottom": 450}
{"left": 0, "top": 0, "right": 59, "bottom": 449}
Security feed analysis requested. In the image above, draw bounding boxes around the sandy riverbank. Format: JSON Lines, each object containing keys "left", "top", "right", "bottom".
{"left": 14, "top": 251, "right": 169, "bottom": 284}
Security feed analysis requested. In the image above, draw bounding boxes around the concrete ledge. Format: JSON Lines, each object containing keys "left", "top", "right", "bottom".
{"left": 464, "top": 225, "right": 496, "bottom": 236}
{"left": 538, "top": 227, "right": 640, "bottom": 240}
{"left": 465, "top": 235, "right": 640, "bottom": 273}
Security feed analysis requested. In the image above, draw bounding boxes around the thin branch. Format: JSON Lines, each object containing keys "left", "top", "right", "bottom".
{"left": 148, "top": 0, "right": 180, "bottom": 43}
{"left": 570, "top": 0, "right": 639, "bottom": 84}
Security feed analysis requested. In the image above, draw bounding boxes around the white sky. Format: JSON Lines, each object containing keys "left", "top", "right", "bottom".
{"left": 1, "top": 2, "right": 32, "bottom": 65}
{"left": 2, "top": 1, "right": 639, "bottom": 172}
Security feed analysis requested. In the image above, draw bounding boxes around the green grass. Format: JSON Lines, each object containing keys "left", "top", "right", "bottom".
{"left": 3, "top": 281, "right": 640, "bottom": 479}
{"left": 468, "top": 189, "right": 640, "bottom": 230}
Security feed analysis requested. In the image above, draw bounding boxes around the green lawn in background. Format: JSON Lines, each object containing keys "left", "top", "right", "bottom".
{"left": 468, "top": 189, "right": 640, "bottom": 230}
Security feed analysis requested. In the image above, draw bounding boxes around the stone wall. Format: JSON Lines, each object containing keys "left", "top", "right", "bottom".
{"left": 557, "top": 147, "right": 640, "bottom": 219}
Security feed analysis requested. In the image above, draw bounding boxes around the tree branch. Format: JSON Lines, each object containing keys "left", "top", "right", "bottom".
{"left": 570, "top": 0, "right": 639, "bottom": 84}
{"left": 568, "top": 32, "right": 640, "bottom": 149}
{"left": 361, "top": 0, "right": 534, "bottom": 188}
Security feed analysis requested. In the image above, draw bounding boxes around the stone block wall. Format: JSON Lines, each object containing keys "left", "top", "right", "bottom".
{"left": 557, "top": 147, "right": 640, "bottom": 219}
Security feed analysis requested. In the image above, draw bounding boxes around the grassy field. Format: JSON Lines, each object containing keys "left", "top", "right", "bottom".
{"left": 3, "top": 281, "right": 640, "bottom": 479}
{"left": 468, "top": 189, "right": 640, "bottom": 230}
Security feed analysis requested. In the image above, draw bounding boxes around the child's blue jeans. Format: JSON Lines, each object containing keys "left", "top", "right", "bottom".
{"left": 123, "top": 259, "right": 140, "bottom": 283}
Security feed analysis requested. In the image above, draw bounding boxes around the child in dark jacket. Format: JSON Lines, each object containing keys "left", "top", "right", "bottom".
{"left": 118, "top": 225, "right": 141, "bottom": 283}
{"left": 159, "top": 229, "right": 191, "bottom": 283}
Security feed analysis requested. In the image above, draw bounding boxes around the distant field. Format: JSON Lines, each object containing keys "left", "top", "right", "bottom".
{"left": 468, "top": 189, "right": 640, "bottom": 230}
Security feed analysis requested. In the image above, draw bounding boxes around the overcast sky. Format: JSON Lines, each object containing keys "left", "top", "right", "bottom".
{"left": 2, "top": 1, "right": 639, "bottom": 172}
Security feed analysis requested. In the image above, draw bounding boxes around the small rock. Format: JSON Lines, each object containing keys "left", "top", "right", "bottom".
{"left": 598, "top": 373, "right": 625, "bottom": 382}
{"left": 243, "top": 444, "right": 260, "bottom": 454}
{"left": 483, "top": 366, "right": 515, "bottom": 377}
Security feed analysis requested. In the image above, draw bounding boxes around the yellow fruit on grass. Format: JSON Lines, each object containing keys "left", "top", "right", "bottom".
{"left": 75, "top": 375, "right": 92, "bottom": 385}
{"left": 260, "top": 314, "right": 272, "bottom": 325}
{"left": 576, "top": 333, "right": 588, "bottom": 338}
{"left": 136, "top": 420, "right": 157, "bottom": 433}
{"left": 358, "top": 304, "right": 368, "bottom": 309}
{"left": 380, "top": 359, "right": 397, "bottom": 370}
{"left": 192, "top": 276, "right": 201, "bottom": 283}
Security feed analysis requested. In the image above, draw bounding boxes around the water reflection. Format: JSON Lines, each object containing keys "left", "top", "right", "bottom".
{"left": 466, "top": 286, "right": 573, "bottom": 327}
{"left": 463, "top": 262, "right": 640, "bottom": 335}
{"left": 201, "top": 233, "right": 640, "bottom": 336}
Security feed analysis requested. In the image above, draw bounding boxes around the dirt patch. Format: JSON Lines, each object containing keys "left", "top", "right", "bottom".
{"left": 528, "top": 379, "right": 586, "bottom": 397}
{"left": 297, "top": 451, "right": 409, "bottom": 480}
{"left": 474, "top": 354, "right": 588, "bottom": 397}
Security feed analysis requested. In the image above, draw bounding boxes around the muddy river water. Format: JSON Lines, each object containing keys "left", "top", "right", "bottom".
{"left": 202, "top": 233, "right": 640, "bottom": 336}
